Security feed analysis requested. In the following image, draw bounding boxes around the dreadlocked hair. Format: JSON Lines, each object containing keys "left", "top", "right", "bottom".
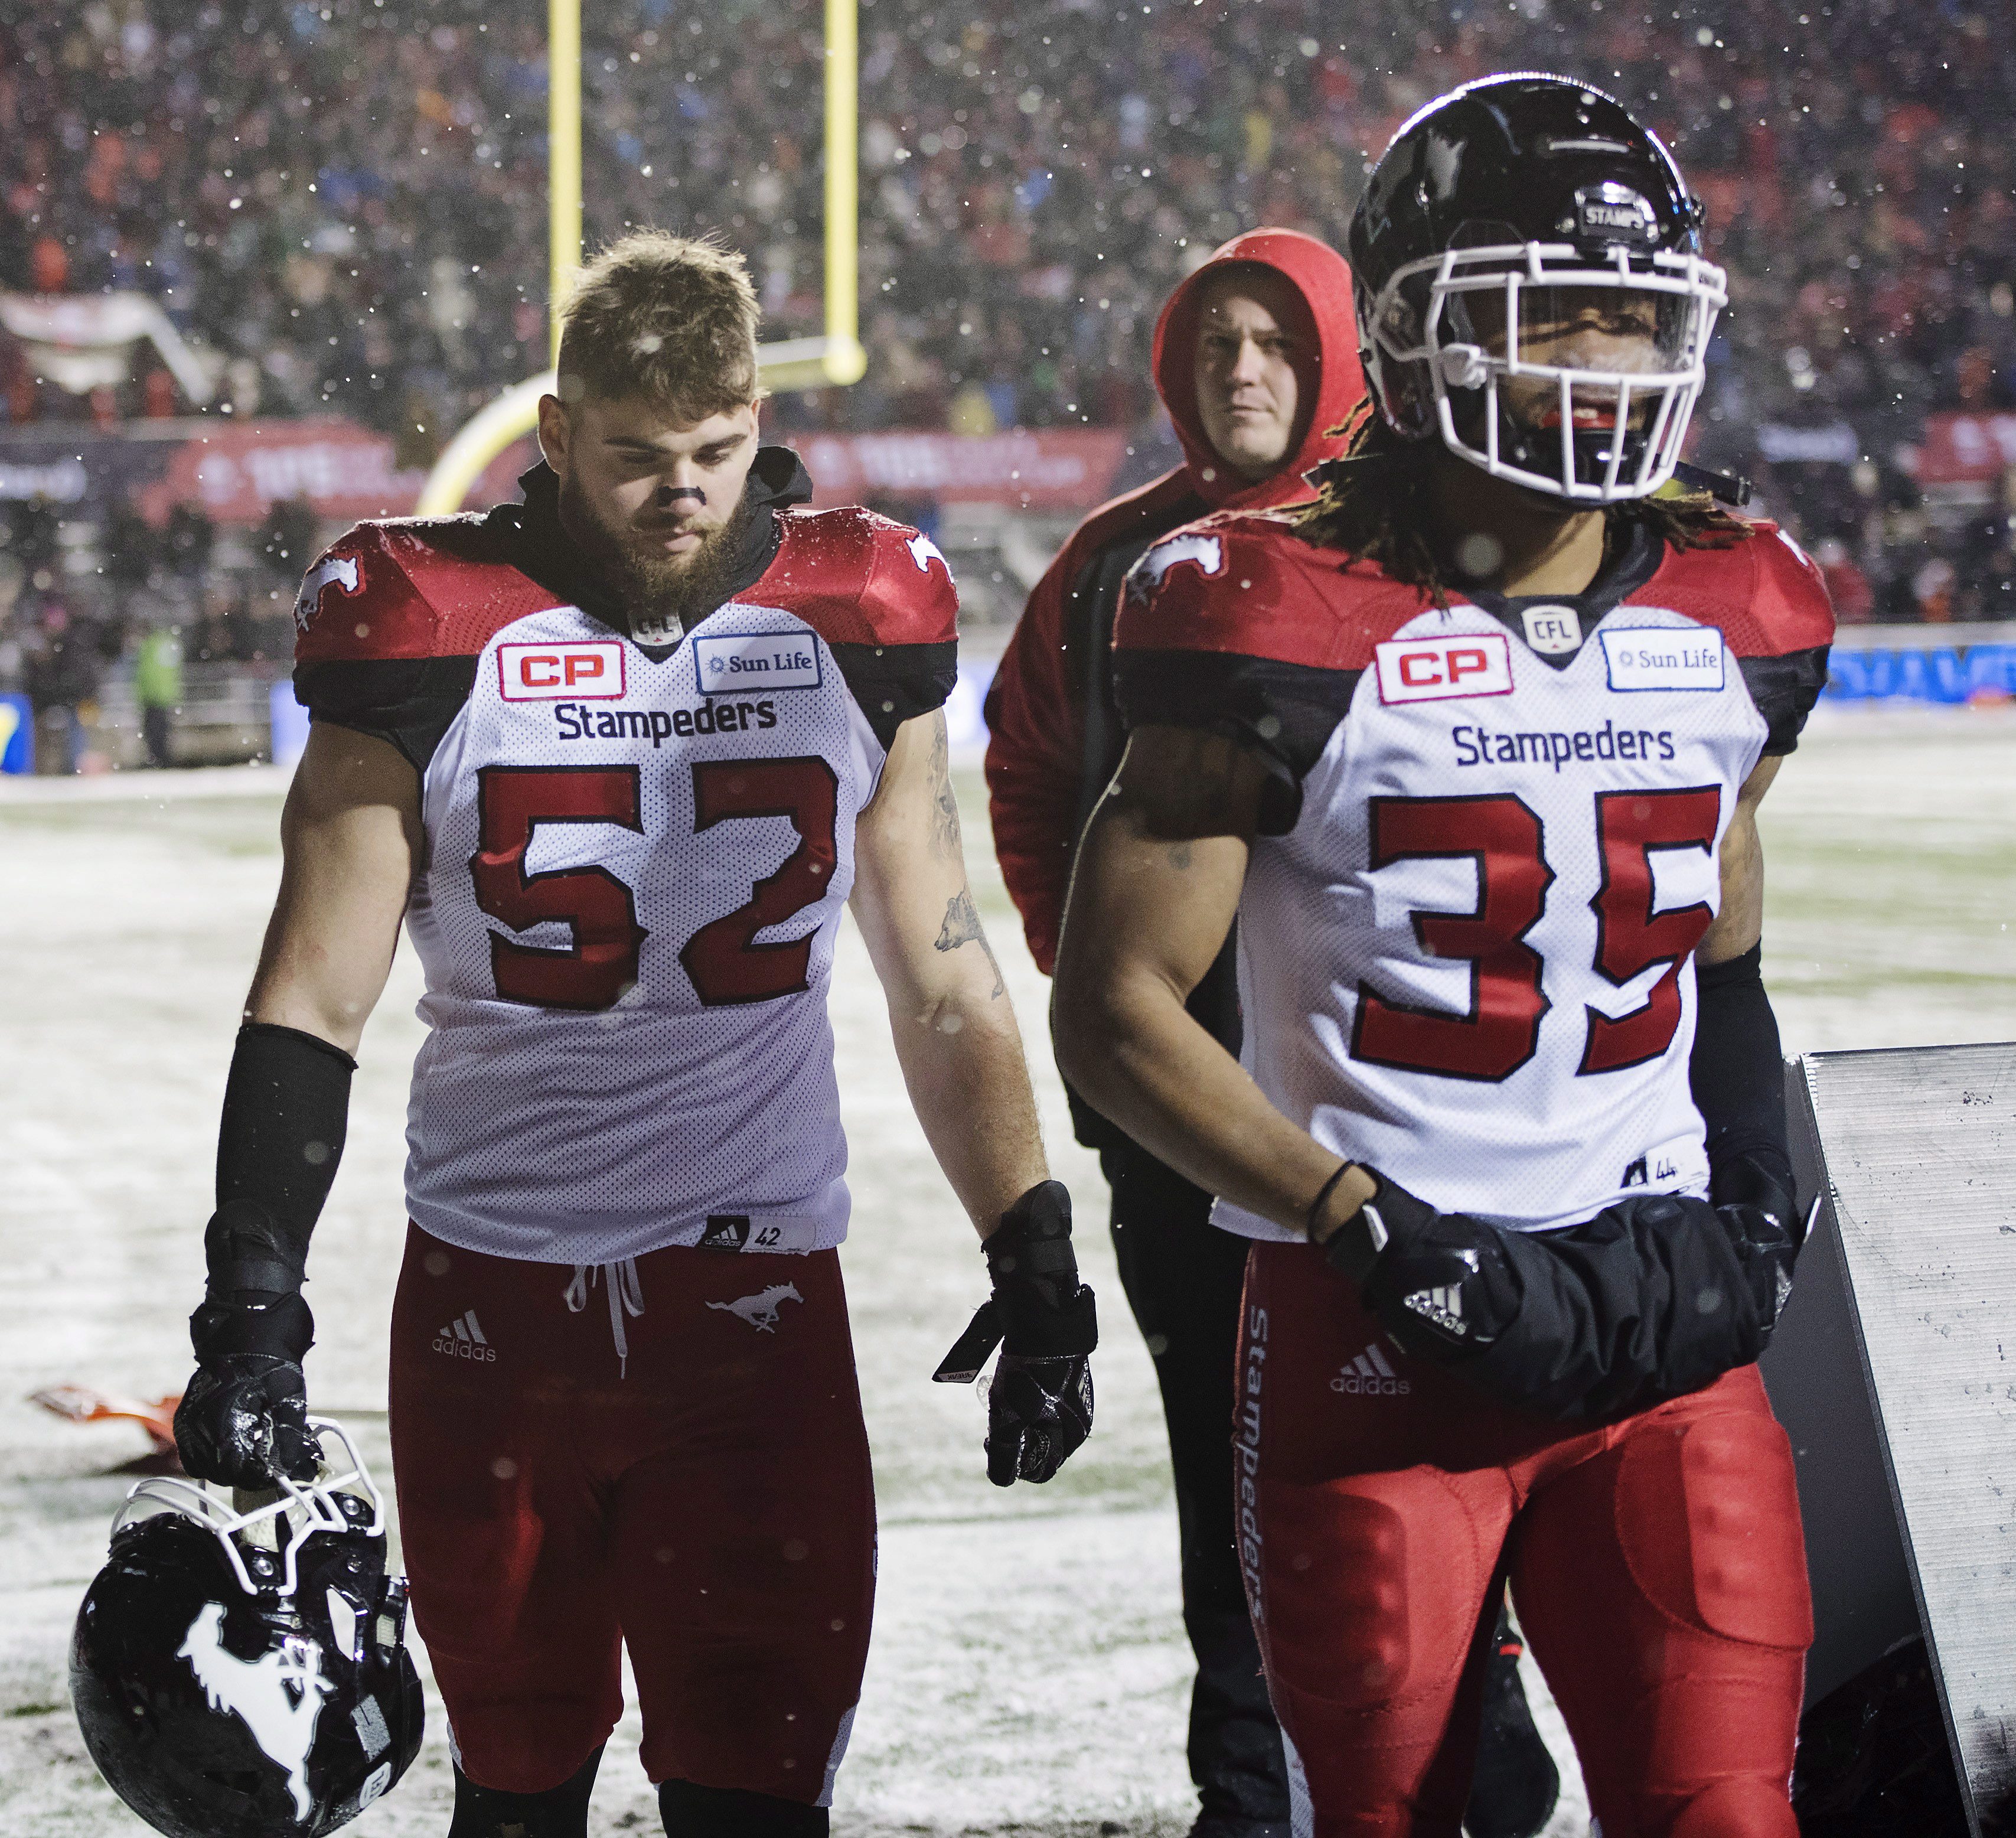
{"left": 1294, "top": 403, "right": 1752, "bottom": 607}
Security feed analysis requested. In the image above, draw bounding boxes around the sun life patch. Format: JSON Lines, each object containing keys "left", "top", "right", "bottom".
{"left": 691, "top": 628, "right": 823, "bottom": 695}
{"left": 1600, "top": 627, "right": 1725, "bottom": 693}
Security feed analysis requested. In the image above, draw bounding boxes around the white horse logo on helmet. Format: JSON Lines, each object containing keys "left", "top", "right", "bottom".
{"left": 178, "top": 1601, "right": 332, "bottom": 1821}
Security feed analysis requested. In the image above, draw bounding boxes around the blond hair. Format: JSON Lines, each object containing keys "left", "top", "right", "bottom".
{"left": 555, "top": 230, "right": 762, "bottom": 421}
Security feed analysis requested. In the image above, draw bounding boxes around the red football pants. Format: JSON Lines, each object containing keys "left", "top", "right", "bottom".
{"left": 1237, "top": 1243, "right": 1812, "bottom": 1838}
{"left": 387, "top": 1225, "right": 876, "bottom": 1802}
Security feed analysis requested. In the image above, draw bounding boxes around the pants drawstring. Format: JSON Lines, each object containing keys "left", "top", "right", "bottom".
{"left": 564, "top": 1259, "right": 645, "bottom": 1377}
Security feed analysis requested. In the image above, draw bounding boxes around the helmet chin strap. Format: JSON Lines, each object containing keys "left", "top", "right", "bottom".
{"left": 1673, "top": 458, "right": 1753, "bottom": 506}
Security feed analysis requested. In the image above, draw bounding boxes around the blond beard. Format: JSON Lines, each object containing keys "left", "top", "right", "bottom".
{"left": 556, "top": 471, "right": 753, "bottom": 642}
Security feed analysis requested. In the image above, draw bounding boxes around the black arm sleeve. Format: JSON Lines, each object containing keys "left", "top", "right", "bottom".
{"left": 207, "top": 1022, "right": 356, "bottom": 1299}
{"left": 1689, "top": 942, "right": 1792, "bottom": 1203}
{"left": 1332, "top": 1173, "right": 1789, "bottom": 1424}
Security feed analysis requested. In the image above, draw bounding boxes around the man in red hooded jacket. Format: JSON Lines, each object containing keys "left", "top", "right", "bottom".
{"left": 984, "top": 229, "right": 1356, "bottom": 1837}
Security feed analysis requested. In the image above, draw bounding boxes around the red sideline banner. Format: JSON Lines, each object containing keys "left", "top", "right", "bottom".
{"left": 0, "top": 419, "right": 1130, "bottom": 522}
{"left": 792, "top": 429, "right": 1129, "bottom": 509}
{"left": 1914, "top": 412, "right": 2016, "bottom": 485}
{"left": 133, "top": 418, "right": 528, "bottom": 525}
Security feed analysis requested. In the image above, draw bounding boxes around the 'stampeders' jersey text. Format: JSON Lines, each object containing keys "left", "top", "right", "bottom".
{"left": 295, "top": 495, "right": 958, "bottom": 1264}
{"left": 1114, "top": 514, "right": 1832, "bottom": 1240}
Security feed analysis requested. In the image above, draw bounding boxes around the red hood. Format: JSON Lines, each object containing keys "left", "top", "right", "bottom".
{"left": 1151, "top": 227, "right": 1363, "bottom": 510}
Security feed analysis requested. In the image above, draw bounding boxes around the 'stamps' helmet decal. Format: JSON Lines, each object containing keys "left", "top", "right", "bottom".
{"left": 70, "top": 1417, "right": 422, "bottom": 1838}
{"left": 1347, "top": 72, "right": 1728, "bottom": 504}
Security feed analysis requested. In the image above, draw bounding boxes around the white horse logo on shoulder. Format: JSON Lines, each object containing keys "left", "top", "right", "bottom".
{"left": 295, "top": 553, "right": 362, "bottom": 633}
{"left": 1130, "top": 532, "right": 1225, "bottom": 603}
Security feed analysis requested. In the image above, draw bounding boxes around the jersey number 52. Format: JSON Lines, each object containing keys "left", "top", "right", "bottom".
{"left": 469, "top": 759, "right": 839, "bottom": 1011}
{"left": 1350, "top": 787, "right": 1721, "bottom": 1082}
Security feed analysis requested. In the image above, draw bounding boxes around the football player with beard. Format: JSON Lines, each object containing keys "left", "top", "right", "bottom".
{"left": 172, "top": 232, "right": 1097, "bottom": 1838}
{"left": 1054, "top": 77, "right": 1829, "bottom": 1837}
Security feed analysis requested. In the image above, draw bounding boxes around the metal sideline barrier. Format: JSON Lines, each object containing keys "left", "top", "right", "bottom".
{"left": 1825, "top": 621, "right": 2016, "bottom": 704}
{"left": 1763, "top": 1044, "right": 2016, "bottom": 1832}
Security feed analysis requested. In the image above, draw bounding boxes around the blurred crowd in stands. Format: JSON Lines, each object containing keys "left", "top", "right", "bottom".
{"left": 0, "top": 490, "right": 305, "bottom": 768}
{"left": 1, "top": 0, "right": 2013, "bottom": 636}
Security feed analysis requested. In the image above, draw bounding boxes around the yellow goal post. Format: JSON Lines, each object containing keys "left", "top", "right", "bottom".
{"left": 416, "top": 0, "right": 864, "bottom": 517}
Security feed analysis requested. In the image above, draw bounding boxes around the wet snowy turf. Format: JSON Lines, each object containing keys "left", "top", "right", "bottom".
{"left": 2, "top": 709, "right": 2010, "bottom": 1835}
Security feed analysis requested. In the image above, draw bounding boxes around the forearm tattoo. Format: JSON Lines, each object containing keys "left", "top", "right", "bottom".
{"left": 928, "top": 715, "right": 962, "bottom": 862}
{"left": 934, "top": 888, "right": 1006, "bottom": 999}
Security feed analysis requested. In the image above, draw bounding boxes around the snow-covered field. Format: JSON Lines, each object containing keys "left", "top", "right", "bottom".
{"left": 2, "top": 708, "right": 2012, "bottom": 1836}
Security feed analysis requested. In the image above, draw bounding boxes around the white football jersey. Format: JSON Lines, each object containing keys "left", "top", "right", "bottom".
{"left": 1116, "top": 515, "right": 1834, "bottom": 1239}
{"left": 294, "top": 460, "right": 958, "bottom": 1263}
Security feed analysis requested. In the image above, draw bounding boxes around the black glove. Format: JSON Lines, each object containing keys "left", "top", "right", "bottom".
{"left": 174, "top": 1201, "right": 319, "bottom": 1487}
{"left": 1708, "top": 1147, "right": 1805, "bottom": 1339}
{"left": 1323, "top": 1165, "right": 1808, "bottom": 1423}
{"left": 933, "top": 1181, "right": 1097, "bottom": 1485}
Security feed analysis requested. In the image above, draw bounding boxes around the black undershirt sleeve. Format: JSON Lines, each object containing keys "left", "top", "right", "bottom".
{"left": 1736, "top": 648, "right": 1831, "bottom": 756}
{"left": 827, "top": 639, "right": 959, "bottom": 750}
{"left": 1689, "top": 941, "right": 1792, "bottom": 1202}
{"left": 1112, "top": 648, "right": 1359, "bottom": 835}
{"left": 293, "top": 656, "right": 479, "bottom": 774}
{"left": 207, "top": 1022, "right": 356, "bottom": 1299}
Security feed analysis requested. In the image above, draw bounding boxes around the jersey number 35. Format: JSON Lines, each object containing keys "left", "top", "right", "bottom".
{"left": 1352, "top": 786, "right": 1721, "bottom": 1082}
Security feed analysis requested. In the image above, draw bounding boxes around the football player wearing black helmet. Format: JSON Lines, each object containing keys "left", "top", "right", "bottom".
{"left": 1349, "top": 71, "right": 1728, "bottom": 504}
{"left": 71, "top": 1419, "right": 423, "bottom": 1838}
{"left": 1056, "top": 72, "right": 1830, "bottom": 1838}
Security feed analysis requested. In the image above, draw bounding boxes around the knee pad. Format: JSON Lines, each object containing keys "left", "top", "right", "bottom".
{"left": 657, "top": 1778, "right": 828, "bottom": 1837}
{"left": 448, "top": 1745, "right": 603, "bottom": 1838}
{"left": 1660, "top": 1776, "right": 1800, "bottom": 1838}
{"left": 1612, "top": 1411, "right": 1813, "bottom": 1650}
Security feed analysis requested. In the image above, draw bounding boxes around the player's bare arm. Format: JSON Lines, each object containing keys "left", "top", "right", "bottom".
{"left": 1698, "top": 751, "right": 1783, "bottom": 966}
{"left": 171, "top": 723, "right": 420, "bottom": 1491}
{"left": 243, "top": 723, "right": 422, "bottom": 1052}
{"left": 849, "top": 708, "right": 1045, "bottom": 1234}
{"left": 1054, "top": 725, "right": 1374, "bottom": 1238}
{"left": 853, "top": 706, "right": 1097, "bottom": 1486}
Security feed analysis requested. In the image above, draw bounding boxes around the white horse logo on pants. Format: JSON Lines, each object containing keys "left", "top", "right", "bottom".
{"left": 707, "top": 1284, "right": 804, "bottom": 1333}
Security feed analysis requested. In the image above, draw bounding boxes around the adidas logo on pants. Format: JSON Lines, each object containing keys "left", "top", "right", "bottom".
{"left": 1330, "top": 1341, "right": 1411, "bottom": 1396}
{"left": 432, "top": 1310, "right": 497, "bottom": 1362}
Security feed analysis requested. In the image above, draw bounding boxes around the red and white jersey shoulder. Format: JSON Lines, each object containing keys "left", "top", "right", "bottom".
{"left": 292, "top": 497, "right": 958, "bottom": 1265}
{"left": 1115, "top": 511, "right": 1833, "bottom": 1240}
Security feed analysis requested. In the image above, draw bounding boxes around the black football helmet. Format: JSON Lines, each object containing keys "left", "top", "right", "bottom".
{"left": 1348, "top": 73, "right": 1727, "bottom": 503}
{"left": 71, "top": 1418, "right": 423, "bottom": 1838}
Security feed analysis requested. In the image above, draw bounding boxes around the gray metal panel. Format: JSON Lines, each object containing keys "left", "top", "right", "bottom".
{"left": 1759, "top": 1061, "right": 1918, "bottom": 1706}
{"left": 1796, "top": 1042, "right": 2016, "bottom": 1829}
